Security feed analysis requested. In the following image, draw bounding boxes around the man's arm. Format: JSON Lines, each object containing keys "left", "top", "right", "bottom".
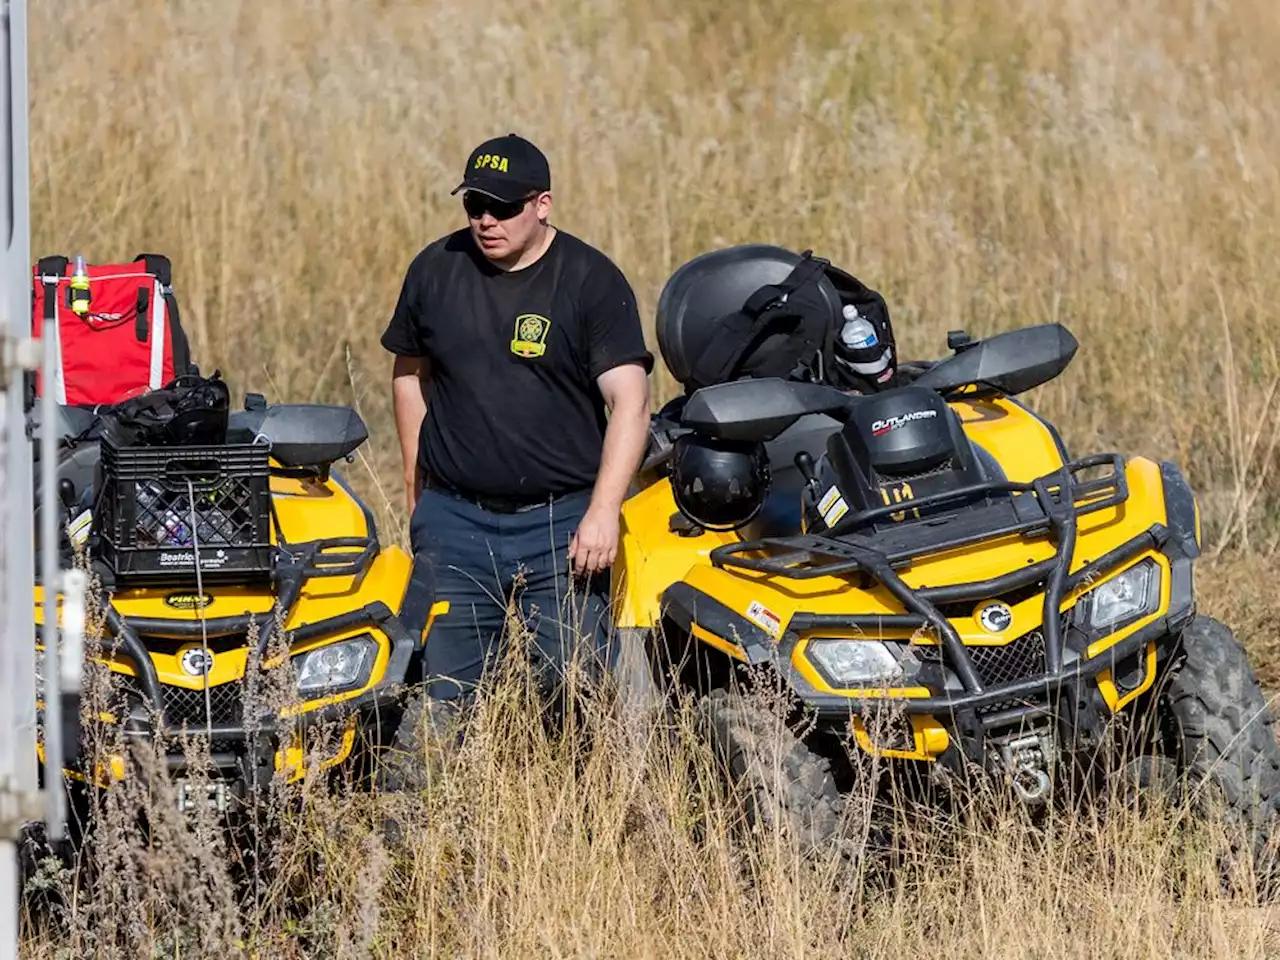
{"left": 569, "top": 361, "right": 651, "bottom": 576}
{"left": 381, "top": 251, "right": 433, "bottom": 514}
{"left": 392, "top": 354, "right": 430, "bottom": 514}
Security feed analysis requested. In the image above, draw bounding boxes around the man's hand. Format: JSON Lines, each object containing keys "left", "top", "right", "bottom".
{"left": 405, "top": 462, "right": 423, "bottom": 516}
{"left": 569, "top": 503, "right": 620, "bottom": 575}
{"left": 570, "top": 361, "right": 650, "bottom": 576}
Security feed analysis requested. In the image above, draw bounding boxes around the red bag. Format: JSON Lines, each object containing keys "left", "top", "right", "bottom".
{"left": 30, "top": 253, "right": 195, "bottom": 407}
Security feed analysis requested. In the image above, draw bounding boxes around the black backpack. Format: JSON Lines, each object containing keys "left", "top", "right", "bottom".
{"left": 98, "top": 371, "right": 232, "bottom": 448}
{"left": 681, "top": 250, "right": 897, "bottom": 393}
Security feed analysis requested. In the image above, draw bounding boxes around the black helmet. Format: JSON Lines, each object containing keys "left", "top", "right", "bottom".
{"left": 669, "top": 434, "right": 771, "bottom": 531}
{"left": 656, "top": 244, "right": 843, "bottom": 393}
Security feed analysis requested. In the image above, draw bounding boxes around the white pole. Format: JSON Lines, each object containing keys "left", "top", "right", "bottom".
{"left": 0, "top": 0, "right": 36, "bottom": 775}
{"left": 39, "top": 281, "right": 62, "bottom": 839}
{"left": 0, "top": 0, "right": 36, "bottom": 787}
{"left": 1, "top": 0, "right": 41, "bottom": 957}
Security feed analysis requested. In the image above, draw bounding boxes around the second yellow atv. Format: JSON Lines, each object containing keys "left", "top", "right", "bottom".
{"left": 612, "top": 247, "right": 1280, "bottom": 860}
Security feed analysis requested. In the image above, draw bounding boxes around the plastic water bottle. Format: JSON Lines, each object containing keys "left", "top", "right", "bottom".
{"left": 165, "top": 510, "right": 193, "bottom": 547}
{"left": 134, "top": 483, "right": 163, "bottom": 543}
{"left": 70, "top": 254, "right": 90, "bottom": 317}
{"left": 836, "top": 304, "right": 892, "bottom": 382}
{"left": 196, "top": 504, "right": 235, "bottom": 546}
{"left": 136, "top": 481, "right": 191, "bottom": 546}
{"left": 839, "top": 304, "right": 879, "bottom": 352}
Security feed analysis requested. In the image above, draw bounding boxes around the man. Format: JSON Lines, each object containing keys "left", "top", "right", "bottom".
{"left": 380, "top": 132, "right": 653, "bottom": 712}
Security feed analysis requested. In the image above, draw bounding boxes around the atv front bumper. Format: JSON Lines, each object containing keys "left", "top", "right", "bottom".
{"left": 64, "top": 599, "right": 420, "bottom": 808}
{"left": 793, "top": 609, "right": 1187, "bottom": 771}
{"left": 670, "top": 456, "right": 1203, "bottom": 772}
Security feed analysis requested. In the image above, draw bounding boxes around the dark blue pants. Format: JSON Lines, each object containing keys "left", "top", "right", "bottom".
{"left": 397, "top": 486, "right": 614, "bottom": 703}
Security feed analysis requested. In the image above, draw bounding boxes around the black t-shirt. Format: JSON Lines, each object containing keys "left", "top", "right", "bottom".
{"left": 380, "top": 227, "right": 653, "bottom": 499}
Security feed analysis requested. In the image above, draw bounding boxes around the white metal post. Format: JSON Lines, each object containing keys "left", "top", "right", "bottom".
{"left": 0, "top": 0, "right": 36, "bottom": 782}
{"left": 39, "top": 287, "right": 63, "bottom": 838}
{"left": 1, "top": 1, "right": 42, "bottom": 957}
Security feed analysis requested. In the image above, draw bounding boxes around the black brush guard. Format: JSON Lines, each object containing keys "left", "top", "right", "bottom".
{"left": 708, "top": 455, "right": 1178, "bottom": 736}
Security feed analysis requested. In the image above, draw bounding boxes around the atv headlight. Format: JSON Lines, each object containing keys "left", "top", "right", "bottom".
{"left": 1081, "top": 559, "right": 1162, "bottom": 633}
{"left": 807, "top": 639, "right": 905, "bottom": 687}
{"left": 294, "top": 634, "right": 377, "bottom": 697}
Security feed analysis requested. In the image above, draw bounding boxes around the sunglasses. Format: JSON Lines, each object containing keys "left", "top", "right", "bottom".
{"left": 462, "top": 191, "right": 536, "bottom": 221}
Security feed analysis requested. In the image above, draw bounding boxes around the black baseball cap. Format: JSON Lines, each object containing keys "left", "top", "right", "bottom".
{"left": 450, "top": 133, "right": 551, "bottom": 203}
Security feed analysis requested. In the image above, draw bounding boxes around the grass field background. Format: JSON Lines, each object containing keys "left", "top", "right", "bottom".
{"left": 20, "top": 0, "right": 1280, "bottom": 955}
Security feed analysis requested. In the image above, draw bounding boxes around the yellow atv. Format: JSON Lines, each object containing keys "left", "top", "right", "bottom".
{"left": 30, "top": 377, "right": 425, "bottom": 828}
{"left": 613, "top": 255, "right": 1280, "bottom": 858}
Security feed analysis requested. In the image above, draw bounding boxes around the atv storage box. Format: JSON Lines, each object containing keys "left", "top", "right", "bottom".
{"left": 94, "top": 433, "right": 274, "bottom": 586}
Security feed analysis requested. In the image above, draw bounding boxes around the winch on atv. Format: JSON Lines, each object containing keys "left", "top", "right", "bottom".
{"left": 993, "top": 729, "right": 1056, "bottom": 806}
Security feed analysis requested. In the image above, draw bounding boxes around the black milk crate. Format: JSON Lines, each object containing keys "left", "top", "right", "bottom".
{"left": 95, "top": 435, "right": 275, "bottom": 586}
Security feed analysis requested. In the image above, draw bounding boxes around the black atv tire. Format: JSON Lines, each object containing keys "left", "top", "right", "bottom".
{"left": 698, "top": 687, "right": 845, "bottom": 851}
{"left": 1158, "top": 615, "right": 1280, "bottom": 863}
{"left": 375, "top": 691, "right": 460, "bottom": 796}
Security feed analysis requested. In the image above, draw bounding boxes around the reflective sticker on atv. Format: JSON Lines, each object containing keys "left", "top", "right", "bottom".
{"left": 818, "top": 485, "right": 849, "bottom": 527}
{"left": 818, "top": 486, "right": 840, "bottom": 512}
{"left": 745, "top": 600, "right": 783, "bottom": 639}
{"left": 66, "top": 509, "right": 92, "bottom": 546}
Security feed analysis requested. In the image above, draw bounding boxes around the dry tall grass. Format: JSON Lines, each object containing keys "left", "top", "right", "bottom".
{"left": 19, "top": 0, "right": 1280, "bottom": 955}
{"left": 19, "top": 626, "right": 1280, "bottom": 959}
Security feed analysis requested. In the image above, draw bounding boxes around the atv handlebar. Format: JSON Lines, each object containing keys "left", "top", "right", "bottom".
{"left": 714, "top": 454, "right": 1128, "bottom": 580}
{"left": 823, "top": 453, "right": 1126, "bottom": 538}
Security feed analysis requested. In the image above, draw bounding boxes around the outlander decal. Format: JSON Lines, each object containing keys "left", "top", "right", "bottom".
{"left": 871, "top": 409, "right": 939, "bottom": 437}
